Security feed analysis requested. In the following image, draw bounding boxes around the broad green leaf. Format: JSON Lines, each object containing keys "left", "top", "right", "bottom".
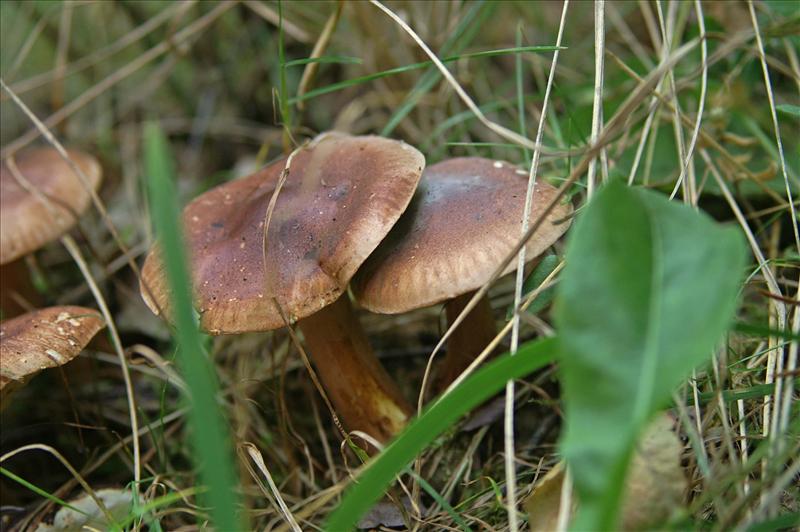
{"left": 144, "top": 123, "right": 244, "bottom": 531}
{"left": 326, "top": 337, "right": 558, "bottom": 530}
{"left": 554, "top": 181, "right": 746, "bottom": 530}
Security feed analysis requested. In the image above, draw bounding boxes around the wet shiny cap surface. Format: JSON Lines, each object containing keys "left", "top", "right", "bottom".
{"left": 352, "top": 157, "right": 573, "bottom": 313}
{"left": 141, "top": 133, "right": 425, "bottom": 333}
{"left": 0, "top": 148, "right": 102, "bottom": 264}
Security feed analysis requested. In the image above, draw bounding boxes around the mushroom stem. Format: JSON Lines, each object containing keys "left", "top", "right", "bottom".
{"left": 437, "top": 290, "right": 498, "bottom": 391}
{"left": 0, "top": 259, "right": 41, "bottom": 319}
{"left": 298, "top": 293, "right": 412, "bottom": 443}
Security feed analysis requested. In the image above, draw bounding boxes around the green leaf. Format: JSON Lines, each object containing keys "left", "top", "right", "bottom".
{"left": 143, "top": 122, "right": 244, "bottom": 531}
{"left": 554, "top": 181, "right": 747, "bottom": 530}
{"left": 746, "top": 511, "right": 800, "bottom": 532}
{"left": 733, "top": 321, "right": 800, "bottom": 342}
{"left": 776, "top": 103, "right": 800, "bottom": 118}
{"left": 689, "top": 383, "right": 775, "bottom": 405}
{"left": 326, "top": 337, "right": 558, "bottom": 530}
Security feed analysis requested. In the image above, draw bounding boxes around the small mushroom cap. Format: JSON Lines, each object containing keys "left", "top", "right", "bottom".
{"left": 352, "top": 157, "right": 573, "bottom": 313}
{"left": 0, "top": 306, "right": 105, "bottom": 392}
{"left": 0, "top": 148, "right": 103, "bottom": 264}
{"left": 140, "top": 134, "right": 424, "bottom": 333}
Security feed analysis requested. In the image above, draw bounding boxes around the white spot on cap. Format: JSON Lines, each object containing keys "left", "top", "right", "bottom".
{"left": 45, "top": 349, "right": 66, "bottom": 364}
{"left": 493, "top": 161, "right": 503, "bottom": 168}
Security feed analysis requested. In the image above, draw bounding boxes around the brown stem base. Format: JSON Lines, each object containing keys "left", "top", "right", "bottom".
{"left": 437, "top": 291, "right": 498, "bottom": 392}
{"left": 298, "top": 294, "right": 411, "bottom": 443}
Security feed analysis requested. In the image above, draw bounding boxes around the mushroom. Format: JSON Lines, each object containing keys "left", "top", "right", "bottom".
{"left": 0, "top": 305, "right": 105, "bottom": 403}
{"left": 140, "top": 133, "right": 424, "bottom": 442}
{"left": 0, "top": 148, "right": 102, "bottom": 317}
{"left": 352, "top": 157, "right": 573, "bottom": 391}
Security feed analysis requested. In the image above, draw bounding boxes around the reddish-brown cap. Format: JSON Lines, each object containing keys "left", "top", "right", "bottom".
{"left": 0, "top": 148, "right": 102, "bottom": 264}
{"left": 0, "top": 306, "right": 105, "bottom": 394}
{"left": 140, "top": 133, "right": 424, "bottom": 333}
{"left": 352, "top": 157, "right": 573, "bottom": 313}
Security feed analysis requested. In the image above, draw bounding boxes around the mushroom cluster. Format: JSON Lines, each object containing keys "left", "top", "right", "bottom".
{"left": 140, "top": 133, "right": 572, "bottom": 443}
{"left": 141, "top": 133, "right": 424, "bottom": 442}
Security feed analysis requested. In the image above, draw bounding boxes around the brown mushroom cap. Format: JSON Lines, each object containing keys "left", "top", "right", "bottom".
{"left": 0, "top": 148, "right": 102, "bottom": 265}
{"left": 141, "top": 134, "right": 424, "bottom": 333}
{"left": 0, "top": 306, "right": 105, "bottom": 393}
{"left": 352, "top": 157, "right": 573, "bottom": 313}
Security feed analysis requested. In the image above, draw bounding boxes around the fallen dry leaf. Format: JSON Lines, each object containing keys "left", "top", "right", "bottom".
{"left": 525, "top": 413, "right": 686, "bottom": 531}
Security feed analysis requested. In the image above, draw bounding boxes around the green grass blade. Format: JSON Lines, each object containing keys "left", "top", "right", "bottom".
{"left": 424, "top": 99, "right": 521, "bottom": 150}
{"left": 515, "top": 24, "right": 530, "bottom": 164}
{"left": 446, "top": 142, "right": 526, "bottom": 149}
{"left": 284, "top": 55, "right": 362, "bottom": 67}
{"left": 776, "top": 103, "right": 800, "bottom": 118}
{"left": 733, "top": 321, "right": 800, "bottom": 342}
{"left": 0, "top": 467, "right": 90, "bottom": 516}
{"left": 746, "top": 512, "right": 800, "bottom": 532}
{"left": 381, "top": 0, "right": 493, "bottom": 136}
{"left": 403, "top": 466, "right": 472, "bottom": 532}
{"left": 277, "top": 0, "right": 291, "bottom": 136}
{"left": 291, "top": 46, "right": 560, "bottom": 106}
{"left": 690, "top": 383, "right": 775, "bottom": 405}
{"left": 117, "top": 486, "right": 207, "bottom": 529}
{"left": 325, "top": 337, "right": 557, "bottom": 530}
{"left": 143, "top": 122, "right": 244, "bottom": 531}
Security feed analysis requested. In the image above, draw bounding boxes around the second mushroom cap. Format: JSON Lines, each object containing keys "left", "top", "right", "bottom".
{"left": 0, "top": 148, "right": 102, "bottom": 265}
{"left": 352, "top": 157, "right": 574, "bottom": 313}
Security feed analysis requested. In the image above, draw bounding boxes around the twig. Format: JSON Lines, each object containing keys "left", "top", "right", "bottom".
{"left": 586, "top": 0, "right": 606, "bottom": 197}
